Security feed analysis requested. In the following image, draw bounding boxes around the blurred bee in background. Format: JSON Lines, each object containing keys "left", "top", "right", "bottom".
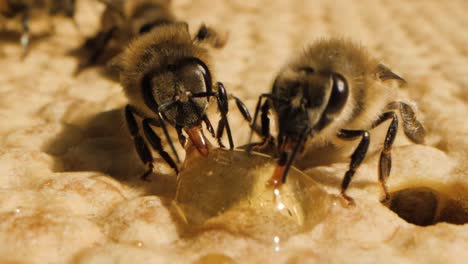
{"left": 248, "top": 38, "right": 426, "bottom": 205}
{"left": 76, "top": 0, "right": 225, "bottom": 74}
{"left": 113, "top": 22, "right": 251, "bottom": 180}
{"left": 0, "top": 0, "right": 76, "bottom": 55}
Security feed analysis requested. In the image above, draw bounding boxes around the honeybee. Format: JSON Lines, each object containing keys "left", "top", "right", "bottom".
{"left": 0, "top": 0, "right": 76, "bottom": 54}
{"left": 248, "top": 38, "right": 426, "bottom": 205}
{"left": 113, "top": 22, "right": 250, "bottom": 180}
{"left": 77, "top": 0, "right": 225, "bottom": 72}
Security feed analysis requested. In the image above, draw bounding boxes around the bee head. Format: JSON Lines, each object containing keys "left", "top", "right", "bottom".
{"left": 142, "top": 57, "right": 212, "bottom": 128}
{"left": 268, "top": 66, "right": 350, "bottom": 184}
{"left": 141, "top": 57, "right": 213, "bottom": 155}
{"left": 272, "top": 66, "right": 349, "bottom": 141}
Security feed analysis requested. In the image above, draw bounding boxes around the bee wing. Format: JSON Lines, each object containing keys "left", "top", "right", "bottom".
{"left": 377, "top": 64, "right": 407, "bottom": 86}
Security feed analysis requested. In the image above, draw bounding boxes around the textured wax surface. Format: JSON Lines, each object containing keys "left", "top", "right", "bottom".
{"left": 0, "top": 0, "right": 467, "bottom": 263}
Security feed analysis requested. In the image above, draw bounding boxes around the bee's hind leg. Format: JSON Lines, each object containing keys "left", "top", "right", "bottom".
{"left": 387, "top": 101, "right": 425, "bottom": 144}
{"left": 371, "top": 111, "right": 399, "bottom": 202}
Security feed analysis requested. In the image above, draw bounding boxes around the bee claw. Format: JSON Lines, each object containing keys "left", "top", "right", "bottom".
{"left": 258, "top": 136, "right": 275, "bottom": 149}
{"left": 140, "top": 173, "right": 152, "bottom": 182}
{"left": 140, "top": 164, "right": 154, "bottom": 182}
{"left": 140, "top": 173, "right": 151, "bottom": 182}
{"left": 340, "top": 193, "right": 356, "bottom": 207}
{"left": 380, "top": 193, "right": 391, "bottom": 204}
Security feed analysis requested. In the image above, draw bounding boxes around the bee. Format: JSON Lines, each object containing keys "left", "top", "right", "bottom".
{"left": 247, "top": 38, "right": 426, "bottom": 205}
{"left": 0, "top": 0, "right": 76, "bottom": 54}
{"left": 112, "top": 22, "right": 251, "bottom": 180}
{"left": 77, "top": 0, "right": 225, "bottom": 72}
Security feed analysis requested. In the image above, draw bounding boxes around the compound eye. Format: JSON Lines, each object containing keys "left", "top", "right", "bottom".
{"left": 327, "top": 73, "right": 349, "bottom": 113}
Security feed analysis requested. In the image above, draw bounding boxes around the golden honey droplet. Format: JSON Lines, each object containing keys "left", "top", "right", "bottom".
{"left": 174, "top": 148, "right": 334, "bottom": 246}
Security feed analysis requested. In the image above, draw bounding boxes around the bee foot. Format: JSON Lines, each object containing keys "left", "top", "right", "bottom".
{"left": 380, "top": 193, "right": 390, "bottom": 204}
{"left": 140, "top": 164, "right": 154, "bottom": 182}
{"left": 340, "top": 193, "right": 356, "bottom": 207}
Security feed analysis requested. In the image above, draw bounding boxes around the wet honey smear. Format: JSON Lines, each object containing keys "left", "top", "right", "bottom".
{"left": 173, "top": 147, "right": 334, "bottom": 250}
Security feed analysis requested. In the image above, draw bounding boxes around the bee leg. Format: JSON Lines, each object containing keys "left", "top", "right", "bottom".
{"left": 337, "top": 130, "right": 371, "bottom": 205}
{"left": 215, "top": 82, "right": 234, "bottom": 149}
{"left": 193, "top": 24, "right": 227, "bottom": 48}
{"left": 371, "top": 112, "right": 399, "bottom": 203}
{"left": 231, "top": 95, "right": 252, "bottom": 123}
{"left": 246, "top": 94, "right": 273, "bottom": 152}
{"left": 142, "top": 118, "right": 179, "bottom": 175}
{"left": 216, "top": 118, "right": 226, "bottom": 148}
{"left": 260, "top": 100, "right": 272, "bottom": 144}
{"left": 124, "top": 105, "right": 155, "bottom": 181}
{"left": 175, "top": 125, "right": 187, "bottom": 147}
{"left": 218, "top": 93, "right": 255, "bottom": 147}
{"left": 20, "top": 13, "right": 30, "bottom": 57}
{"left": 141, "top": 73, "right": 180, "bottom": 163}
{"left": 387, "top": 102, "right": 425, "bottom": 144}
{"left": 256, "top": 100, "right": 274, "bottom": 148}
{"left": 202, "top": 115, "right": 215, "bottom": 138}
{"left": 154, "top": 112, "right": 181, "bottom": 163}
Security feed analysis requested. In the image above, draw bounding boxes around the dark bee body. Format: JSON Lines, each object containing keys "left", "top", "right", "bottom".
{"left": 0, "top": 0, "right": 76, "bottom": 53}
{"left": 102, "top": 0, "right": 175, "bottom": 34}
{"left": 0, "top": 0, "right": 27, "bottom": 18}
{"left": 77, "top": 0, "right": 224, "bottom": 73}
{"left": 115, "top": 22, "right": 250, "bottom": 180}
{"left": 118, "top": 23, "right": 211, "bottom": 126}
{"left": 0, "top": 0, "right": 74, "bottom": 17}
{"left": 249, "top": 38, "right": 425, "bottom": 204}
{"left": 75, "top": 0, "right": 175, "bottom": 72}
